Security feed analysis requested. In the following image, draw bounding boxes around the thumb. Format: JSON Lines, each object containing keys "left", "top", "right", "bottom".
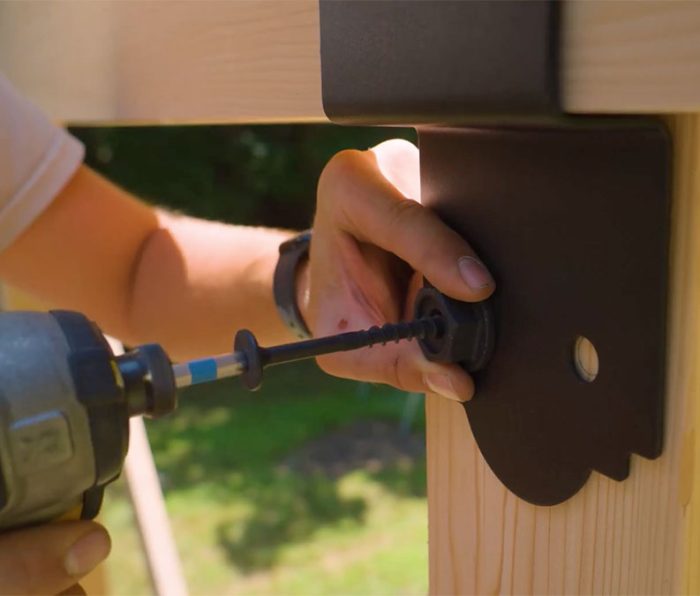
{"left": 0, "top": 521, "right": 110, "bottom": 595}
{"left": 328, "top": 148, "right": 495, "bottom": 303}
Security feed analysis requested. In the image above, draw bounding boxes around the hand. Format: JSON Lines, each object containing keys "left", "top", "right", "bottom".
{"left": 0, "top": 521, "right": 111, "bottom": 595}
{"left": 307, "top": 139, "right": 495, "bottom": 402}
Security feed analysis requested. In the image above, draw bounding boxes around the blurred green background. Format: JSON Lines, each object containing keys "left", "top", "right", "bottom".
{"left": 70, "top": 125, "right": 427, "bottom": 595}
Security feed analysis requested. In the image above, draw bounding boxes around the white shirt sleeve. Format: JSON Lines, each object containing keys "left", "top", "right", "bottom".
{"left": 0, "top": 74, "right": 84, "bottom": 253}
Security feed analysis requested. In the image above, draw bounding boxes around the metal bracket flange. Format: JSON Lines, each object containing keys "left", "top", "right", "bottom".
{"left": 419, "top": 121, "right": 671, "bottom": 505}
{"left": 320, "top": 0, "right": 560, "bottom": 124}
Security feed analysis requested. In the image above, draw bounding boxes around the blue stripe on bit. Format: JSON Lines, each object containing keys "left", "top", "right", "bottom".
{"left": 188, "top": 358, "right": 218, "bottom": 384}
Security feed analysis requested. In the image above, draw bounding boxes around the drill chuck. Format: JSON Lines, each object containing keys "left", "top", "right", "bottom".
{"left": 116, "top": 345, "right": 177, "bottom": 418}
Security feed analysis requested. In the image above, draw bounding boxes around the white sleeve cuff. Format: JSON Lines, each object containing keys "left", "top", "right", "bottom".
{"left": 0, "top": 74, "right": 85, "bottom": 253}
{"left": 0, "top": 130, "right": 84, "bottom": 253}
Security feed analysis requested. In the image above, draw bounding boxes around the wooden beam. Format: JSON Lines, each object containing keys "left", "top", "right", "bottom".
{"left": 0, "top": 1, "right": 324, "bottom": 125}
{"left": 1, "top": 1, "right": 700, "bottom": 125}
{"left": 563, "top": 2, "right": 700, "bottom": 113}
{"left": 425, "top": 114, "right": 700, "bottom": 594}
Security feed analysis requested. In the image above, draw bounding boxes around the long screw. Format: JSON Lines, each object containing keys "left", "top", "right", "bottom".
{"left": 172, "top": 316, "right": 444, "bottom": 391}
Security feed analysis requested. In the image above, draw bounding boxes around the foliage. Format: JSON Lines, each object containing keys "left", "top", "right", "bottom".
{"left": 70, "top": 125, "right": 415, "bottom": 228}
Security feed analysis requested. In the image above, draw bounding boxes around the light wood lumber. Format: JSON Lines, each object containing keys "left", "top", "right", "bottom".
{"left": 1, "top": 1, "right": 700, "bottom": 124}
{"left": 426, "top": 114, "right": 700, "bottom": 594}
{"left": 0, "top": 1, "right": 324, "bottom": 125}
{"left": 123, "top": 416, "right": 188, "bottom": 596}
{"left": 676, "top": 115, "right": 700, "bottom": 594}
{"left": 563, "top": 2, "right": 700, "bottom": 113}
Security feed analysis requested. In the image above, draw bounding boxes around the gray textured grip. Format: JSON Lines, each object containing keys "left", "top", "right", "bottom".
{"left": 0, "top": 312, "right": 96, "bottom": 529}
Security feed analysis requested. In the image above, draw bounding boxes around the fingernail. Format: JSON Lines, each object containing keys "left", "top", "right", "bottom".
{"left": 458, "top": 256, "right": 494, "bottom": 291}
{"left": 423, "top": 373, "right": 466, "bottom": 402}
{"left": 64, "top": 530, "right": 111, "bottom": 577}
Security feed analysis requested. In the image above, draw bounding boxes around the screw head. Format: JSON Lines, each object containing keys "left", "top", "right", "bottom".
{"left": 413, "top": 286, "right": 495, "bottom": 372}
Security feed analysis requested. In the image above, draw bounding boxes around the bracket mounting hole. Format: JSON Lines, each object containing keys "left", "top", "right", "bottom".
{"left": 573, "top": 336, "right": 599, "bottom": 382}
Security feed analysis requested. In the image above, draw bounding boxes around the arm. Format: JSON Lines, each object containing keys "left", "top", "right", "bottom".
{"left": 0, "top": 141, "right": 495, "bottom": 396}
{"left": 0, "top": 164, "right": 305, "bottom": 593}
{"left": 0, "top": 165, "right": 299, "bottom": 360}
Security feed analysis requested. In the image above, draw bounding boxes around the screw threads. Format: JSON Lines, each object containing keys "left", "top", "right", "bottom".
{"left": 261, "top": 316, "right": 445, "bottom": 367}
{"left": 362, "top": 317, "right": 442, "bottom": 348}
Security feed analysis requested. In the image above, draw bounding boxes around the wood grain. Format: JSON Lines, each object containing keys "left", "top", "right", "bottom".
{"left": 0, "top": 1, "right": 324, "bottom": 125}
{"left": 1, "top": 1, "right": 700, "bottom": 124}
{"left": 675, "top": 115, "right": 700, "bottom": 595}
{"left": 563, "top": 2, "right": 700, "bottom": 113}
{"left": 426, "top": 115, "right": 700, "bottom": 594}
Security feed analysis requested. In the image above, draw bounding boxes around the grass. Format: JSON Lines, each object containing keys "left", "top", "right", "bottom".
{"left": 102, "top": 361, "right": 428, "bottom": 595}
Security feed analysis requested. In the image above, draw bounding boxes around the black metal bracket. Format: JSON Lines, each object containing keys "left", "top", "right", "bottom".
{"left": 319, "top": 1, "right": 671, "bottom": 505}
{"left": 420, "top": 122, "right": 670, "bottom": 505}
{"left": 320, "top": 0, "right": 560, "bottom": 124}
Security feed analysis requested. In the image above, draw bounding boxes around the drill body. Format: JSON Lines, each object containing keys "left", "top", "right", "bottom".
{"left": 0, "top": 287, "right": 491, "bottom": 530}
{"left": 0, "top": 311, "right": 175, "bottom": 530}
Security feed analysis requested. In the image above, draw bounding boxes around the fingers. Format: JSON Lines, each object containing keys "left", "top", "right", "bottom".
{"left": 317, "top": 338, "right": 474, "bottom": 402}
{"left": 314, "top": 140, "right": 492, "bottom": 399}
{"left": 59, "top": 584, "right": 87, "bottom": 596}
{"left": 0, "top": 521, "right": 111, "bottom": 595}
{"left": 318, "top": 148, "right": 495, "bottom": 304}
{"left": 368, "top": 139, "right": 421, "bottom": 200}
{"left": 317, "top": 271, "right": 474, "bottom": 401}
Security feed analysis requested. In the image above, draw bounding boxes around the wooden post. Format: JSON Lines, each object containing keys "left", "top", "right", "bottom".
{"left": 426, "top": 115, "right": 700, "bottom": 594}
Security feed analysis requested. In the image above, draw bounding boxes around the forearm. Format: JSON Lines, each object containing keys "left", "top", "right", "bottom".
{"left": 0, "top": 166, "right": 302, "bottom": 360}
{"left": 128, "top": 211, "right": 298, "bottom": 359}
